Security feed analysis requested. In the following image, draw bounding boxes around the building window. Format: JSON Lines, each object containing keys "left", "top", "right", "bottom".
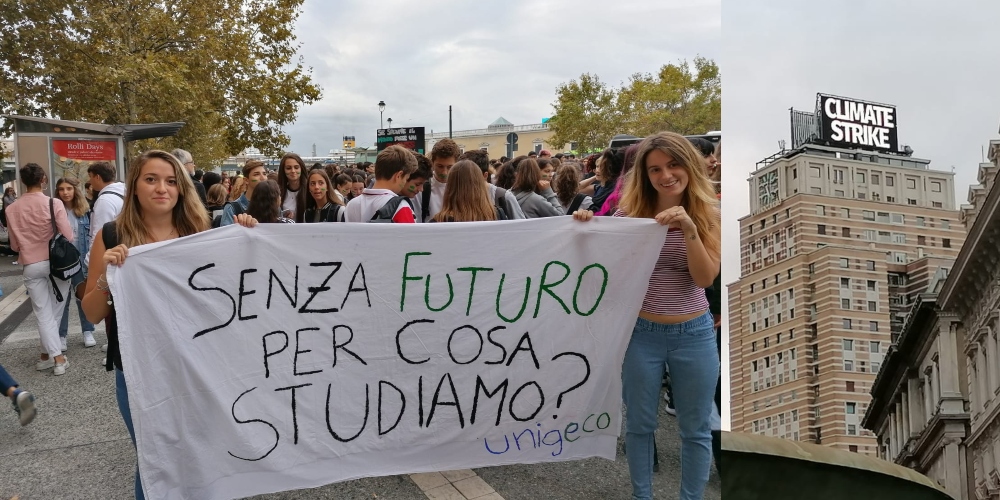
{"left": 842, "top": 227, "right": 851, "bottom": 237}
{"left": 856, "top": 172, "right": 866, "bottom": 183}
{"left": 867, "top": 260, "right": 876, "bottom": 271}
{"left": 886, "top": 196, "right": 896, "bottom": 203}
{"left": 846, "top": 402, "right": 857, "bottom": 414}
{"left": 892, "top": 233, "right": 906, "bottom": 244}
{"left": 841, "top": 298, "right": 851, "bottom": 309}
{"left": 867, "top": 280, "right": 876, "bottom": 291}
{"left": 764, "top": 338, "right": 769, "bottom": 348}
{"left": 870, "top": 341, "right": 880, "bottom": 353}
{"left": 833, "top": 169, "right": 845, "bottom": 184}
{"left": 792, "top": 169, "right": 798, "bottom": 179}
{"left": 817, "top": 205, "right": 826, "bottom": 215}
{"left": 808, "top": 263, "right": 815, "bottom": 275}
{"left": 841, "top": 277, "right": 850, "bottom": 288}
{"left": 876, "top": 212, "right": 890, "bottom": 223}
{"left": 810, "top": 166, "right": 821, "bottom": 178}
{"left": 752, "top": 360, "right": 758, "bottom": 371}
{"left": 872, "top": 174, "right": 880, "bottom": 185}
{"left": 847, "top": 425, "right": 857, "bottom": 436}
{"left": 916, "top": 216, "right": 925, "bottom": 226}
{"left": 918, "top": 235, "right": 926, "bottom": 245}
{"left": 941, "top": 219, "right": 950, "bottom": 229}
{"left": 863, "top": 210, "right": 875, "bottom": 221}
{"left": 752, "top": 322, "right": 757, "bottom": 332}
{"left": 868, "top": 301, "right": 877, "bottom": 312}
{"left": 752, "top": 341, "right": 757, "bottom": 352}
{"left": 907, "top": 198, "right": 917, "bottom": 205}
{"left": 931, "top": 181, "right": 942, "bottom": 192}
{"left": 843, "top": 320, "right": 852, "bottom": 331}
{"left": 845, "top": 360, "right": 854, "bottom": 371}
{"left": 891, "top": 213, "right": 903, "bottom": 224}
{"left": 906, "top": 178, "right": 917, "bottom": 189}
{"left": 835, "top": 190, "right": 845, "bottom": 197}
{"left": 849, "top": 445, "right": 858, "bottom": 453}
{"left": 839, "top": 258, "right": 849, "bottom": 268}
{"left": 857, "top": 192, "right": 866, "bottom": 200}
{"left": 847, "top": 381, "right": 855, "bottom": 392}
{"left": 750, "top": 284, "right": 755, "bottom": 293}
{"left": 872, "top": 361, "right": 880, "bottom": 372}
{"left": 894, "top": 252, "right": 907, "bottom": 263}
{"left": 863, "top": 229, "right": 876, "bottom": 241}
{"left": 870, "top": 321, "right": 878, "bottom": 332}
{"left": 932, "top": 201, "right": 942, "bottom": 208}
{"left": 886, "top": 176, "right": 895, "bottom": 187}
{"left": 818, "top": 224, "right": 826, "bottom": 235}
{"left": 943, "top": 238, "right": 951, "bottom": 248}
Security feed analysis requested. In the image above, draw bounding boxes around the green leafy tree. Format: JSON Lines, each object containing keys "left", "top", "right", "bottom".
{"left": 549, "top": 57, "right": 720, "bottom": 151}
{"left": 0, "top": 0, "right": 322, "bottom": 165}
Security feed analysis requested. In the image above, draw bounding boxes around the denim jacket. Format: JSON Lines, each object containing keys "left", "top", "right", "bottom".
{"left": 66, "top": 209, "right": 91, "bottom": 262}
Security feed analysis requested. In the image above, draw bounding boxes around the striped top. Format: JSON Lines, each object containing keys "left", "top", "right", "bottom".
{"left": 614, "top": 209, "right": 709, "bottom": 315}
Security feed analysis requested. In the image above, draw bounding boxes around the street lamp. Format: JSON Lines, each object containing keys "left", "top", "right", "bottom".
{"left": 378, "top": 100, "right": 385, "bottom": 129}
{"left": 387, "top": 117, "right": 393, "bottom": 129}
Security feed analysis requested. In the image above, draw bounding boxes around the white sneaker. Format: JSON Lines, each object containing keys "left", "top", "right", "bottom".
{"left": 15, "top": 390, "right": 36, "bottom": 426}
{"left": 101, "top": 344, "right": 108, "bottom": 353}
{"left": 60, "top": 337, "right": 67, "bottom": 352}
{"left": 53, "top": 359, "right": 69, "bottom": 376}
{"left": 35, "top": 358, "right": 55, "bottom": 371}
{"left": 83, "top": 331, "right": 97, "bottom": 348}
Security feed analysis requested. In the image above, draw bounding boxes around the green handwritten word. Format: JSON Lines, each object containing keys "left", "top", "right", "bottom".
{"left": 400, "top": 252, "right": 608, "bottom": 322}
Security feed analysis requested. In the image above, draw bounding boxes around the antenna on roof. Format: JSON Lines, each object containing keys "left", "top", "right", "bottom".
{"left": 778, "top": 139, "right": 786, "bottom": 151}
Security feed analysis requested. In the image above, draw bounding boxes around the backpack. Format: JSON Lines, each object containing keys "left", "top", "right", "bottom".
{"left": 423, "top": 182, "right": 510, "bottom": 221}
{"left": 48, "top": 198, "right": 82, "bottom": 302}
{"left": 370, "top": 196, "right": 414, "bottom": 223}
{"left": 212, "top": 200, "right": 245, "bottom": 228}
{"left": 565, "top": 193, "right": 587, "bottom": 215}
{"left": 89, "top": 189, "right": 124, "bottom": 218}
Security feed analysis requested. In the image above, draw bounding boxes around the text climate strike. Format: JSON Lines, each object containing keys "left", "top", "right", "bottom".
{"left": 109, "top": 218, "right": 667, "bottom": 500}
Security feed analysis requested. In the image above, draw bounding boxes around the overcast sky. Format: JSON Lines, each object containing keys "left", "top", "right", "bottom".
{"left": 721, "top": 0, "right": 1000, "bottom": 426}
{"left": 284, "top": 0, "right": 720, "bottom": 155}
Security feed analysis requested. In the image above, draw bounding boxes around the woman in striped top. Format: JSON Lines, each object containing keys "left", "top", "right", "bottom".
{"left": 575, "top": 131, "right": 721, "bottom": 500}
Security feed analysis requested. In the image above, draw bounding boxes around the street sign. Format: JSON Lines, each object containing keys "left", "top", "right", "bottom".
{"left": 506, "top": 132, "right": 518, "bottom": 144}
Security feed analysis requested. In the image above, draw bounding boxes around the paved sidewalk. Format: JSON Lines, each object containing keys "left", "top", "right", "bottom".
{"left": 0, "top": 263, "right": 720, "bottom": 499}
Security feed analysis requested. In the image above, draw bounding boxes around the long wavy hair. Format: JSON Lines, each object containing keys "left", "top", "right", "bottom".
{"left": 277, "top": 153, "right": 305, "bottom": 205}
{"left": 553, "top": 164, "right": 582, "bottom": 208}
{"left": 433, "top": 161, "right": 497, "bottom": 222}
{"left": 55, "top": 177, "right": 90, "bottom": 217}
{"left": 618, "top": 132, "right": 720, "bottom": 257}
{"left": 228, "top": 176, "right": 247, "bottom": 201}
{"left": 116, "top": 150, "right": 209, "bottom": 247}
{"left": 295, "top": 169, "right": 342, "bottom": 222}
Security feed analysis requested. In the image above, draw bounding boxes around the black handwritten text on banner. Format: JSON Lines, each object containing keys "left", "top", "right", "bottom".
{"left": 110, "top": 218, "right": 666, "bottom": 500}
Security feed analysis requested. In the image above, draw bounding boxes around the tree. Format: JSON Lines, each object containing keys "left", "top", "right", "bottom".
{"left": 0, "top": 0, "right": 322, "bottom": 165}
{"left": 548, "top": 57, "right": 720, "bottom": 152}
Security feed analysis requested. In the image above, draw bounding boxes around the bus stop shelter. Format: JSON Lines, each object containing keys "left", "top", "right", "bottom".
{"left": 3, "top": 115, "right": 184, "bottom": 194}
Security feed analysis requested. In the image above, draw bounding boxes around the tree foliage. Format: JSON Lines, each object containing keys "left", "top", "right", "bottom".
{"left": 0, "top": 0, "right": 322, "bottom": 165}
{"left": 548, "top": 57, "right": 721, "bottom": 152}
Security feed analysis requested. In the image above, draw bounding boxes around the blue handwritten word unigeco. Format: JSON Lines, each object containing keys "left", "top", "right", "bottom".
{"left": 484, "top": 412, "right": 611, "bottom": 457}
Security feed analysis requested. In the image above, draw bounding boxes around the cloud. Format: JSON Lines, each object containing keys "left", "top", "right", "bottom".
{"left": 281, "top": 0, "right": 720, "bottom": 156}
{"left": 721, "top": 0, "right": 1000, "bottom": 427}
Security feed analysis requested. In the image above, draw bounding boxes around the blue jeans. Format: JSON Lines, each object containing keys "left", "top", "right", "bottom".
{"left": 59, "top": 271, "right": 94, "bottom": 338}
{"left": 623, "top": 312, "right": 719, "bottom": 500}
{"left": 116, "top": 369, "right": 145, "bottom": 500}
{"left": 0, "top": 363, "right": 16, "bottom": 396}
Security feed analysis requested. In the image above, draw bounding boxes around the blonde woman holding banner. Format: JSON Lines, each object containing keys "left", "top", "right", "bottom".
{"left": 574, "top": 131, "right": 721, "bottom": 500}
{"left": 82, "top": 150, "right": 256, "bottom": 500}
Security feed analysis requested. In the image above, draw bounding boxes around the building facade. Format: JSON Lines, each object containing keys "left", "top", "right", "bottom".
{"left": 729, "top": 143, "right": 965, "bottom": 457}
{"left": 864, "top": 139, "right": 1000, "bottom": 499}
{"left": 425, "top": 117, "right": 571, "bottom": 159}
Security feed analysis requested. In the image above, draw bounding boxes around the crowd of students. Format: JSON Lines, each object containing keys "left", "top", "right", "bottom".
{"left": 1, "top": 132, "right": 721, "bottom": 500}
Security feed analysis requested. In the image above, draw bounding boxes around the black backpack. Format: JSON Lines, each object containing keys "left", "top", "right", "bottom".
{"left": 565, "top": 193, "right": 587, "bottom": 215}
{"left": 370, "top": 196, "right": 414, "bottom": 223}
{"left": 48, "top": 197, "right": 82, "bottom": 302}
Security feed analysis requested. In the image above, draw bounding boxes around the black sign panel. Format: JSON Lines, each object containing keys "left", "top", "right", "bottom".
{"left": 817, "top": 94, "right": 898, "bottom": 153}
{"left": 377, "top": 127, "right": 426, "bottom": 154}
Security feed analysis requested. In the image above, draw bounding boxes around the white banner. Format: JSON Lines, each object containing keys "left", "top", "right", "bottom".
{"left": 110, "top": 217, "right": 667, "bottom": 499}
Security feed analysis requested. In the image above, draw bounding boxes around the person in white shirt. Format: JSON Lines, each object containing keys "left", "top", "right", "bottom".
{"left": 86, "top": 161, "right": 125, "bottom": 268}
{"left": 345, "top": 146, "right": 417, "bottom": 223}
{"left": 277, "top": 153, "right": 304, "bottom": 218}
{"left": 419, "top": 139, "right": 459, "bottom": 222}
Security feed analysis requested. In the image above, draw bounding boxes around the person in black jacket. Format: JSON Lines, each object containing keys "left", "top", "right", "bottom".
{"left": 295, "top": 169, "right": 345, "bottom": 223}
{"left": 171, "top": 148, "right": 208, "bottom": 207}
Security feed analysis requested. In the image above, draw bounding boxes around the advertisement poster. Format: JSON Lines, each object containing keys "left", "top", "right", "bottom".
{"left": 49, "top": 138, "right": 119, "bottom": 186}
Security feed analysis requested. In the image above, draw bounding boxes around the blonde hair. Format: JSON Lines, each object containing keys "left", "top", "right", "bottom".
{"left": 116, "top": 150, "right": 209, "bottom": 247}
{"left": 619, "top": 132, "right": 720, "bottom": 257}
{"left": 433, "top": 161, "right": 497, "bottom": 222}
{"left": 55, "top": 177, "right": 90, "bottom": 218}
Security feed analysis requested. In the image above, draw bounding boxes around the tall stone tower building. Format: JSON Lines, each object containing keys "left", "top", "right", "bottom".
{"left": 728, "top": 95, "right": 965, "bottom": 456}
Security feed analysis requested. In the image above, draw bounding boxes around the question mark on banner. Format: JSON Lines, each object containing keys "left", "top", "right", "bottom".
{"left": 550, "top": 351, "right": 591, "bottom": 419}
